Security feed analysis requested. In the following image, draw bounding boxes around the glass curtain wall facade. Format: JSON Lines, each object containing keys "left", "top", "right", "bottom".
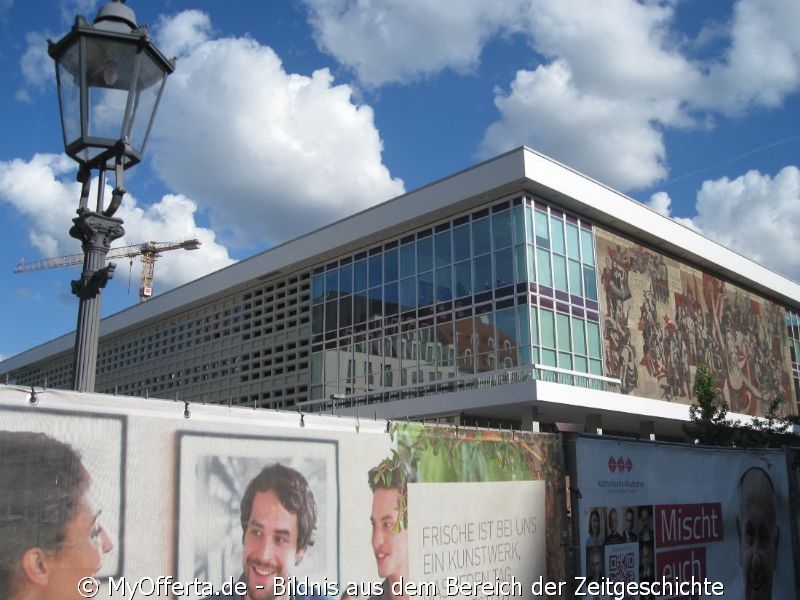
{"left": 309, "top": 195, "right": 603, "bottom": 400}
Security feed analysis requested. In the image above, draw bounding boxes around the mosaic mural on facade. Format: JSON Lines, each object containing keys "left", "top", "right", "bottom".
{"left": 595, "top": 229, "right": 793, "bottom": 417}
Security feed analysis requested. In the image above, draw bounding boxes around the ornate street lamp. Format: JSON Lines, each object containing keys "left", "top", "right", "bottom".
{"left": 48, "top": 0, "right": 174, "bottom": 392}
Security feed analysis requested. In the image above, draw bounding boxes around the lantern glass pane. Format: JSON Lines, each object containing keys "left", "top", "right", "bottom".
{"left": 85, "top": 38, "right": 138, "bottom": 144}
{"left": 55, "top": 41, "right": 81, "bottom": 152}
{"left": 128, "top": 52, "right": 168, "bottom": 154}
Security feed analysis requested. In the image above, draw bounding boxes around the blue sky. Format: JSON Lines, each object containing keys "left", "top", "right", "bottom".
{"left": 0, "top": 0, "right": 798, "bottom": 361}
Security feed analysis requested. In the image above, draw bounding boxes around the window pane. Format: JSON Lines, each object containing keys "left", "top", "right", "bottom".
{"left": 525, "top": 205, "right": 534, "bottom": 245}
{"left": 453, "top": 224, "right": 471, "bottom": 262}
{"left": 515, "top": 244, "right": 527, "bottom": 284}
{"left": 325, "top": 299, "right": 337, "bottom": 332}
{"left": 475, "top": 312, "right": 495, "bottom": 372}
{"left": 494, "top": 247, "right": 514, "bottom": 287}
{"left": 541, "top": 348, "right": 557, "bottom": 367}
{"left": 527, "top": 245, "right": 537, "bottom": 283}
{"left": 566, "top": 222, "right": 580, "bottom": 259}
{"left": 312, "top": 304, "right": 323, "bottom": 334}
{"left": 354, "top": 259, "right": 367, "bottom": 291}
{"left": 590, "top": 358, "right": 603, "bottom": 376}
{"left": 384, "top": 282, "right": 399, "bottom": 315}
{"left": 580, "top": 229, "right": 595, "bottom": 266}
{"left": 435, "top": 266, "right": 452, "bottom": 302}
{"left": 340, "top": 263, "right": 353, "bottom": 294}
{"left": 473, "top": 254, "right": 492, "bottom": 292}
{"left": 354, "top": 293, "right": 367, "bottom": 324}
{"left": 496, "top": 307, "right": 518, "bottom": 347}
{"left": 401, "top": 276, "right": 416, "bottom": 311}
{"left": 456, "top": 317, "right": 474, "bottom": 374}
{"left": 556, "top": 312, "right": 571, "bottom": 351}
{"left": 384, "top": 248, "right": 398, "bottom": 283}
{"left": 311, "top": 353, "right": 323, "bottom": 384}
{"left": 540, "top": 308, "right": 555, "bottom": 348}
{"left": 528, "top": 305, "right": 538, "bottom": 346}
{"left": 575, "top": 355, "right": 588, "bottom": 374}
{"left": 325, "top": 268, "right": 338, "bottom": 297}
{"left": 435, "top": 230, "right": 452, "bottom": 268}
{"left": 572, "top": 317, "right": 587, "bottom": 355}
{"left": 558, "top": 352, "right": 572, "bottom": 371}
{"left": 550, "top": 215, "right": 565, "bottom": 255}
{"left": 417, "top": 236, "right": 433, "bottom": 273}
{"left": 534, "top": 210, "right": 549, "bottom": 248}
{"left": 584, "top": 266, "right": 598, "bottom": 301}
{"left": 454, "top": 260, "right": 472, "bottom": 297}
{"left": 492, "top": 208, "right": 513, "bottom": 249}
{"left": 418, "top": 271, "right": 434, "bottom": 307}
{"left": 537, "top": 248, "right": 552, "bottom": 287}
{"left": 340, "top": 294, "right": 353, "bottom": 327}
{"left": 569, "top": 259, "right": 583, "bottom": 296}
{"left": 513, "top": 205, "right": 526, "bottom": 246}
{"left": 587, "top": 321, "right": 601, "bottom": 359}
{"left": 312, "top": 273, "right": 325, "bottom": 304}
{"left": 472, "top": 217, "right": 491, "bottom": 255}
{"left": 553, "top": 254, "right": 568, "bottom": 292}
{"left": 368, "top": 254, "right": 382, "bottom": 288}
{"left": 400, "top": 241, "right": 415, "bottom": 278}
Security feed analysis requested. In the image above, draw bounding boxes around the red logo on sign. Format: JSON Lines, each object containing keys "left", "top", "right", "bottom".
{"left": 608, "top": 456, "right": 633, "bottom": 473}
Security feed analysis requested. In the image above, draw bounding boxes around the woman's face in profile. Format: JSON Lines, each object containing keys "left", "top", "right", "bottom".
{"left": 45, "top": 486, "right": 113, "bottom": 600}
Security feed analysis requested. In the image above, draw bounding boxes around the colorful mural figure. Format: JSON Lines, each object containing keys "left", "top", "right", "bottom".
{"left": 595, "top": 232, "right": 793, "bottom": 416}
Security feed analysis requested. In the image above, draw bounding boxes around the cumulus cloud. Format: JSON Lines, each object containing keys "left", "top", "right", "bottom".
{"left": 694, "top": 0, "right": 800, "bottom": 114}
{"left": 648, "top": 167, "right": 800, "bottom": 281}
{"left": 0, "top": 153, "right": 234, "bottom": 290}
{"left": 481, "top": 61, "right": 671, "bottom": 191}
{"left": 16, "top": 32, "right": 51, "bottom": 101}
{"left": 304, "top": 0, "right": 799, "bottom": 195}
{"left": 303, "top": 0, "right": 524, "bottom": 87}
{"left": 691, "top": 166, "right": 800, "bottom": 280}
{"left": 644, "top": 191, "right": 696, "bottom": 230}
{"left": 148, "top": 14, "right": 404, "bottom": 246}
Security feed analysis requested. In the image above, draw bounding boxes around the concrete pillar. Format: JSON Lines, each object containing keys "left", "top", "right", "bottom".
{"left": 639, "top": 420, "right": 656, "bottom": 441}
{"left": 521, "top": 406, "right": 540, "bottom": 433}
{"left": 585, "top": 413, "right": 603, "bottom": 435}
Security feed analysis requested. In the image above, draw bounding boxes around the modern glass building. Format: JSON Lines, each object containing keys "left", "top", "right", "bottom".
{"left": 2, "top": 147, "right": 798, "bottom": 438}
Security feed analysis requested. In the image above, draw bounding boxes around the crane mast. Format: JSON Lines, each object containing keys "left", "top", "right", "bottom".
{"left": 15, "top": 238, "right": 201, "bottom": 302}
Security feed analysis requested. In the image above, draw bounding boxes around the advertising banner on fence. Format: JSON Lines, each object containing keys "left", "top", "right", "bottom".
{"left": 0, "top": 386, "right": 564, "bottom": 600}
{"left": 574, "top": 435, "right": 796, "bottom": 599}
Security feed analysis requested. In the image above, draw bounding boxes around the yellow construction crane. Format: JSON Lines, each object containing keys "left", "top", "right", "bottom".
{"left": 15, "top": 238, "right": 201, "bottom": 302}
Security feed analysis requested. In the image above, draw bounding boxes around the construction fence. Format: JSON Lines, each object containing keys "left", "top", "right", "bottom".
{"left": 0, "top": 385, "right": 798, "bottom": 599}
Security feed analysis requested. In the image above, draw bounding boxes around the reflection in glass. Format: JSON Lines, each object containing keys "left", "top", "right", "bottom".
{"left": 453, "top": 224, "right": 471, "bottom": 262}
{"left": 472, "top": 217, "right": 491, "bottom": 256}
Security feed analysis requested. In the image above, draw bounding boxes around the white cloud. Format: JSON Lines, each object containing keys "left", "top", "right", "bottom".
{"left": 690, "top": 166, "right": 800, "bottom": 280}
{"left": 149, "top": 14, "right": 404, "bottom": 246}
{"left": 154, "top": 9, "right": 212, "bottom": 59}
{"left": 481, "top": 0, "right": 702, "bottom": 191}
{"left": 303, "top": 0, "right": 524, "bottom": 87}
{"left": 481, "top": 61, "right": 671, "bottom": 191}
{"left": 644, "top": 191, "right": 697, "bottom": 230}
{"left": 303, "top": 0, "right": 800, "bottom": 195}
{"left": 650, "top": 167, "right": 800, "bottom": 281}
{"left": 0, "top": 153, "right": 234, "bottom": 290}
{"left": 16, "top": 32, "right": 52, "bottom": 101}
{"left": 693, "top": 0, "right": 800, "bottom": 114}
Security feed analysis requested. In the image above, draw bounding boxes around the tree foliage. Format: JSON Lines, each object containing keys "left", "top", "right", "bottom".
{"left": 684, "top": 364, "right": 798, "bottom": 448}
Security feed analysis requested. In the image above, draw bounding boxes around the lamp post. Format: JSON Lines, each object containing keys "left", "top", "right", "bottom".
{"left": 48, "top": 0, "right": 174, "bottom": 392}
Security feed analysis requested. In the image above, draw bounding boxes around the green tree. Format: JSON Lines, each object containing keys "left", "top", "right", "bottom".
{"left": 684, "top": 364, "right": 798, "bottom": 447}
{"left": 683, "top": 364, "right": 734, "bottom": 445}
